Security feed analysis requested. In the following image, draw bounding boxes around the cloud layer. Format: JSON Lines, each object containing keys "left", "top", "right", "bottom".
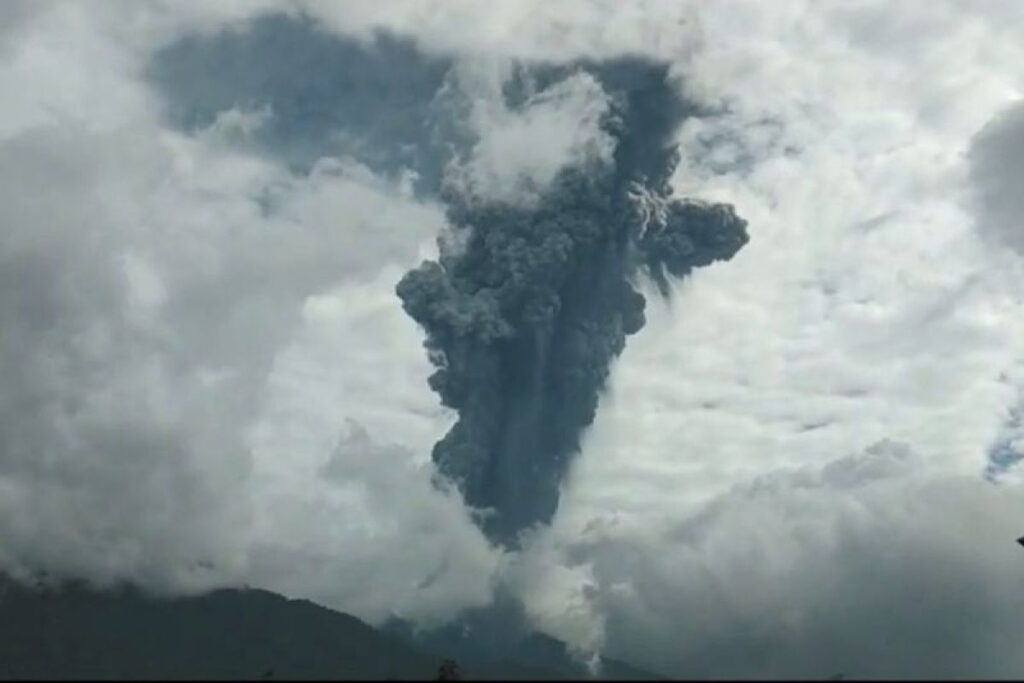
{"left": 4, "top": 1, "right": 1024, "bottom": 677}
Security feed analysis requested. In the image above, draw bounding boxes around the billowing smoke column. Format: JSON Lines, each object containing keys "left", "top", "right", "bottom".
{"left": 397, "top": 59, "right": 749, "bottom": 547}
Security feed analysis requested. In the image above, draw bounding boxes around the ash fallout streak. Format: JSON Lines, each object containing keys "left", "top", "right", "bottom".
{"left": 398, "top": 59, "right": 749, "bottom": 547}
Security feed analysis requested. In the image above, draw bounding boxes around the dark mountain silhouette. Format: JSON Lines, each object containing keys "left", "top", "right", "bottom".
{"left": 0, "top": 576, "right": 661, "bottom": 680}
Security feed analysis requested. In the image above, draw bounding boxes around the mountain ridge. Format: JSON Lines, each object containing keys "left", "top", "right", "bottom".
{"left": 0, "top": 575, "right": 662, "bottom": 680}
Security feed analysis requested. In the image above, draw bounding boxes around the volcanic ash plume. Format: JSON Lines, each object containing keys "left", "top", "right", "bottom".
{"left": 397, "top": 59, "right": 749, "bottom": 547}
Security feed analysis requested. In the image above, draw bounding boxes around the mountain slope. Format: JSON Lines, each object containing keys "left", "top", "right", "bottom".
{"left": 0, "top": 579, "right": 440, "bottom": 680}
{"left": 0, "top": 578, "right": 662, "bottom": 680}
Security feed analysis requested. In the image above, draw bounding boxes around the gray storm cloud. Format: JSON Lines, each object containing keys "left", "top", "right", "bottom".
{"left": 969, "top": 100, "right": 1024, "bottom": 256}
{"left": 968, "top": 101, "right": 1024, "bottom": 481}
{"left": 397, "top": 59, "right": 749, "bottom": 546}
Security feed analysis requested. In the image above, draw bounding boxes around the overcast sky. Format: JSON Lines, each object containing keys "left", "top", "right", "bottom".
{"left": 4, "top": 1, "right": 1024, "bottom": 678}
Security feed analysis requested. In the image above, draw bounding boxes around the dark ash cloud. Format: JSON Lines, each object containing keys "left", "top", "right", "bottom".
{"left": 147, "top": 15, "right": 749, "bottom": 549}
{"left": 147, "top": 14, "right": 452, "bottom": 194}
{"left": 397, "top": 59, "right": 749, "bottom": 546}
{"left": 969, "top": 99, "right": 1024, "bottom": 255}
